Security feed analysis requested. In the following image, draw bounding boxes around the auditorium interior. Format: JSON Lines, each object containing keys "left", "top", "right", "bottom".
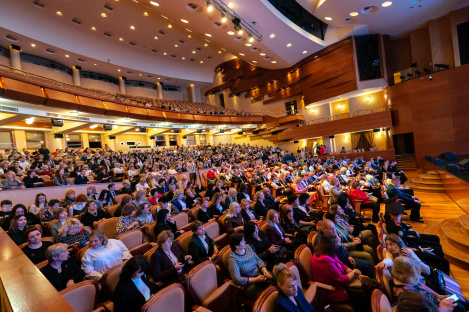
{"left": 1, "top": 0, "right": 469, "bottom": 311}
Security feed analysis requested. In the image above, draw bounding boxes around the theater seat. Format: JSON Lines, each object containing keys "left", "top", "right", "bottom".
{"left": 175, "top": 231, "right": 193, "bottom": 255}
{"left": 375, "top": 265, "right": 392, "bottom": 302}
{"left": 60, "top": 280, "right": 103, "bottom": 312}
{"left": 141, "top": 283, "right": 186, "bottom": 312}
{"left": 115, "top": 229, "right": 153, "bottom": 256}
{"left": 113, "top": 194, "right": 126, "bottom": 205}
{"left": 100, "top": 261, "right": 126, "bottom": 310}
{"left": 97, "top": 217, "right": 119, "bottom": 239}
{"left": 186, "top": 261, "right": 234, "bottom": 312}
{"left": 204, "top": 220, "right": 228, "bottom": 249}
{"left": 173, "top": 212, "right": 190, "bottom": 231}
{"left": 142, "top": 221, "right": 157, "bottom": 242}
{"left": 371, "top": 289, "right": 392, "bottom": 312}
{"left": 252, "top": 286, "right": 277, "bottom": 312}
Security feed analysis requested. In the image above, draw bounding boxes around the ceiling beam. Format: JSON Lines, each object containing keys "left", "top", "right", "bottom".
{"left": 0, "top": 113, "right": 32, "bottom": 126}
{"left": 146, "top": 128, "right": 170, "bottom": 136}
{"left": 52, "top": 121, "right": 93, "bottom": 134}
{"left": 107, "top": 126, "right": 137, "bottom": 136}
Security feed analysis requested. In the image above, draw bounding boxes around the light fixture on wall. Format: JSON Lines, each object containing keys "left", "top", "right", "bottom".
{"left": 311, "top": 109, "right": 317, "bottom": 113}
{"left": 25, "top": 117, "right": 34, "bottom": 124}
{"left": 113, "top": 125, "right": 118, "bottom": 129}
{"left": 344, "top": 136, "right": 349, "bottom": 141}
{"left": 377, "top": 132, "right": 382, "bottom": 137}
{"left": 365, "top": 96, "right": 372, "bottom": 102}
{"left": 90, "top": 125, "right": 98, "bottom": 129}
{"left": 337, "top": 104, "right": 344, "bottom": 109}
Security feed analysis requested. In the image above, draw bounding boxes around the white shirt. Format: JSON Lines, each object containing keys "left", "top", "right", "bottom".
{"left": 81, "top": 239, "right": 132, "bottom": 280}
{"left": 198, "top": 234, "right": 209, "bottom": 253}
{"left": 136, "top": 183, "right": 149, "bottom": 191}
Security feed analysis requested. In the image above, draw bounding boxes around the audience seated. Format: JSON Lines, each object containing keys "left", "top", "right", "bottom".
{"left": 22, "top": 227, "right": 53, "bottom": 264}
{"left": 57, "top": 218, "right": 91, "bottom": 248}
{"left": 8, "top": 215, "right": 33, "bottom": 245}
{"left": 1, "top": 204, "right": 40, "bottom": 231}
{"left": 50, "top": 207, "right": 68, "bottom": 238}
{"left": 187, "top": 220, "right": 219, "bottom": 265}
{"left": 265, "top": 209, "right": 293, "bottom": 248}
{"left": 134, "top": 203, "right": 154, "bottom": 227}
{"left": 114, "top": 204, "right": 139, "bottom": 237}
{"left": 224, "top": 202, "right": 244, "bottom": 234}
{"left": 80, "top": 201, "right": 108, "bottom": 229}
{"left": 244, "top": 221, "right": 280, "bottom": 269}
{"left": 154, "top": 208, "right": 183, "bottom": 239}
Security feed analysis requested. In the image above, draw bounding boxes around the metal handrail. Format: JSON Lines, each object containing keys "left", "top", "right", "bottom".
{"left": 301, "top": 105, "right": 390, "bottom": 126}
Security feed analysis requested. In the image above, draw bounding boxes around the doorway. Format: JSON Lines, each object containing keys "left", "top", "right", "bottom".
{"left": 392, "top": 132, "right": 415, "bottom": 155}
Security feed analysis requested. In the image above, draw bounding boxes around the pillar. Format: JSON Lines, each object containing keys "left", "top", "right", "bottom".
{"left": 8, "top": 46, "right": 21, "bottom": 70}
{"left": 157, "top": 83, "right": 163, "bottom": 99}
{"left": 119, "top": 77, "right": 126, "bottom": 94}
{"left": 72, "top": 66, "right": 81, "bottom": 86}
{"left": 188, "top": 84, "right": 196, "bottom": 102}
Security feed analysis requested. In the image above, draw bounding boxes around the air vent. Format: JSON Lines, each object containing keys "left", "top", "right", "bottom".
{"left": 126, "top": 71, "right": 133, "bottom": 75}
{"left": 129, "top": 41, "right": 137, "bottom": 46}
{"left": 361, "top": 6, "right": 379, "bottom": 14}
{"left": 207, "top": 56, "right": 212, "bottom": 59}
{"left": 151, "top": 49, "right": 158, "bottom": 53}
{"left": 186, "top": 3, "right": 202, "bottom": 12}
{"left": 45, "top": 48, "right": 56, "bottom": 54}
{"left": 103, "top": 31, "right": 113, "bottom": 37}
{"left": 103, "top": 3, "right": 116, "bottom": 11}
{"left": 189, "top": 59, "right": 195, "bottom": 62}
{"left": 158, "top": 30, "right": 166, "bottom": 35}
{"left": 196, "top": 47, "right": 202, "bottom": 51}
{"left": 179, "top": 40, "right": 185, "bottom": 44}
{"left": 4, "top": 34, "right": 19, "bottom": 42}
{"left": 32, "top": 0, "right": 47, "bottom": 8}
{"left": 234, "top": 36, "right": 246, "bottom": 42}
{"left": 213, "top": 22, "right": 227, "bottom": 29}
{"left": 77, "top": 58, "right": 86, "bottom": 63}
{"left": 170, "top": 54, "right": 177, "bottom": 58}
{"left": 0, "top": 106, "right": 19, "bottom": 112}
{"left": 146, "top": 75, "right": 152, "bottom": 79}
{"left": 71, "top": 18, "right": 84, "bottom": 25}
{"left": 77, "top": 117, "right": 90, "bottom": 121}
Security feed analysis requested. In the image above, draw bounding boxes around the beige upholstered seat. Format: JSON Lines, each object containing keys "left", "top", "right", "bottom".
{"left": 175, "top": 231, "right": 193, "bottom": 255}
{"left": 375, "top": 265, "right": 393, "bottom": 302}
{"left": 371, "top": 289, "right": 392, "bottom": 312}
{"left": 115, "top": 229, "right": 152, "bottom": 256}
{"left": 142, "top": 221, "right": 157, "bottom": 242}
{"left": 252, "top": 286, "right": 278, "bottom": 312}
{"left": 60, "top": 280, "right": 103, "bottom": 312}
{"left": 97, "top": 217, "right": 119, "bottom": 239}
{"left": 186, "top": 261, "right": 233, "bottom": 312}
{"left": 141, "top": 283, "right": 185, "bottom": 312}
{"left": 101, "top": 262, "right": 126, "bottom": 298}
{"left": 173, "top": 212, "right": 189, "bottom": 230}
{"left": 106, "top": 204, "right": 119, "bottom": 217}
{"left": 204, "top": 220, "right": 229, "bottom": 249}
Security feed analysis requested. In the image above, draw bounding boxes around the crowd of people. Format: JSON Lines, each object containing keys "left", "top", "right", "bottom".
{"left": 0, "top": 143, "right": 466, "bottom": 312}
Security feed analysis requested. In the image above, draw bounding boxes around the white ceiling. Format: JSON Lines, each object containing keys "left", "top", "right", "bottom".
{"left": 0, "top": 0, "right": 466, "bottom": 88}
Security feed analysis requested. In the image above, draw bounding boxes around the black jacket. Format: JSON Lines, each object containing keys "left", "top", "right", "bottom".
{"left": 113, "top": 274, "right": 156, "bottom": 312}
{"left": 188, "top": 234, "right": 216, "bottom": 264}
{"left": 74, "top": 174, "right": 89, "bottom": 185}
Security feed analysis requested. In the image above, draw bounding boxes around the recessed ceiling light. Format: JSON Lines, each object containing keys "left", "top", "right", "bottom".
{"left": 91, "top": 26, "right": 97, "bottom": 31}
{"left": 227, "top": 31, "right": 235, "bottom": 35}
{"left": 101, "top": 13, "right": 107, "bottom": 17}
{"left": 56, "top": 11, "right": 63, "bottom": 16}
{"left": 218, "top": 51, "right": 222, "bottom": 54}
{"left": 181, "top": 19, "right": 189, "bottom": 23}
{"left": 174, "top": 44, "right": 178, "bottom": 47}
{"left": 270, "top": 34, "right": 275, "bottom": 38}
{"left": 238, "top": 30, "right": 243, "bottom": 35}
{"left": 118, "top": 69, "right": 121, "bottom": 71}
{"left": 207, "top": 4, "right": 213, "bottom": 12}
{"left": 303, "top": 51, "right": 307, "bottom": 54}
{"left": 154, "top": 36, "right": 158, "bottom": 40}
{"left": 186, "top": 28, "right": 192, "bottom": 32}
{"left": 245, "top": 43, "right": 251, "bottom": 46}
{"left": 168, "top": 24, "right": 172, "bottom": 28}
{"left": 239, "top": 53, "right": 245, "bottom": 56}
{"left": 163, "top": 52, "right": 167, "bottom": 55}
{"left": 260, "top": 53, "right": 265, "bottom": 56}
{"left": 271, "top": 61, "right": 277, "bottom": 63}
{"left": 158, "top": 77, "right": 160, "bottom": 79}
{"left": 182, "top": 57, "right": 185, "bottom": 60}
{"left": 143, "top": 12, "right": 149, "bottom": 16}
{"left": 65, "top": 55, "right": 69, "bottom": 58}
{"left": 325, "top": 17, "right": 332, "bottom": 20}
{"left": 130, "top": 26, "right": 135, "bottom": 30}
{"left": 287, "top": 43, "right": 292, "bottom": 47}
{"left": 205, "top": 33, "right": 212, "bottom": 37}
{"left": 249, "top": 36, "right": 254, "bottom": 43}
{"left": 192, "top": 51, "right": 196, "bottom": 54}
{"left": 252, "top": 61, "right": 257, "bottom": 63}
{"left": 188, "top": 35, "right": 191, "bottom": 38}
{"left": 119, "top": 38, "right": 124, "bottom": 41}
{"left": 70, "top": 111, "right": 78, "bottom": 116}
{"left": 382, "top": 1, "right": 392, "bottom": 6}
{"left": 204, "top": 43, "right": 208, "bottom": 47}
{"left": 200, "top": 60, "right": 204, "bottom": 63}
{"left": 94, "top": 63, "right": 97, "bottom": 65}
{"left": 31, "top": 43, "right": 36, "bottom": 47}
{"left": 150, "top": 1, "right": 159, "bottom": 6}
{"left": 228, "top": 2, "right": 234, "bottom": 8}
{"left": 161, "top": 15, "right": 168, "bottom": 19}
{"left": 350, "top": 12, "right": 358, "bottom": 16}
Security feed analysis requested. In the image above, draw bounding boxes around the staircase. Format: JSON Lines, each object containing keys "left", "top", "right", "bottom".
{"left": 412, "top": 171, "right": 445, "bottom": 193}
{"left": 424, "top": 215, "right": 469, "bottom": 270}
{"left": 395, "top": 154, "right": 417, "bottom": 171}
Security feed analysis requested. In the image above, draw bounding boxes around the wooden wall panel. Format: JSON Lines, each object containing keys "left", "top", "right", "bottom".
{"left": 104, "top": 102, "right": 129, "bottom": 118}
{"left": 0, "top": 77, "right": 46, "bottom": 104}
{"left": 44, "top": 89, "right": 79, "bottom": 110}
{"left": 449, "top": 65, "right": 469, "bottom": 155}
{"left": 79, "top": 96, "right": 107, "bottom": 115}
{"left": 429, "top": 15, "right": 455, "bottom": 68}
{"left": 390, "top": 37, "right": 412, "bottom": 73}
{"left": 410, "top": 27, "right": 433, "bottom": 69}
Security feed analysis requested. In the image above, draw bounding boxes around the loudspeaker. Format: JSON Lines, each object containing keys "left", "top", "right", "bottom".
{"left": 138, "top": 127, "right": 146, "bottom": 132}
{"left": 54, "top": 133, "right": 63, "bottom": 138}
{"left": 438, "top": 152, "right": 456, "bottom": 161}
{"left": 74, "top": 65, "right": 82, "bottom": 70}
{"left": 373, "top": 128, "right": 380, "bottom": 132}
{"left": 10, "top": 44, "right": 21, "bottom": 51}
{"left": 220, "top": 129, "right": 225, "bottom": 133}
{"left": 197, "top": 129, "right": 202, "bottom": 134}
{"left": 458, "top": 159, "right": 469, "bottom": 169}
{"left": 173, "top": 129, "right": 180, "bottom": 133}
{"left": 103, "top": 125, "right": 112, "bottom": 131}
{"left": 238, "top": 132, "right": 243, "bottom": 135}
{"left": 109, "top": 135, "right": 116, "bottom": 140}
{"left": 150, "top": 136, "right": 155, "bottom": 140}
{"left": 182, "top": 135, "right": 187, "bottom": 139}
{"left": 294, "top": 140, "right": 299, "bottom": 144}
{"left": 51, "top": 119, "right": 64, "bottom": 127}
{"left": 447, "top": 164, "right": 460, "bottom": 175}
{"left": 329, "top": 135, "right": 335, "bottom": 139}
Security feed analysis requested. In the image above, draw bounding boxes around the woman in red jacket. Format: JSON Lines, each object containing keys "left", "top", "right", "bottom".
{"left": 349, "top": 181, "right": 380, "bottom": 223}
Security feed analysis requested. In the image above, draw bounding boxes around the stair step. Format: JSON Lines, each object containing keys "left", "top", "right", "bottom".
{"left": 412, "top": 185, "right": 445, "bottom": 192}
{"left": 412, "top": 178, "right": 444, "bottom": 186}
{"left": 420, "top": 174, "right": 441, "bottom": 181}
{"left": 424, "top": 222, "right": 469, "bottom": 271}
{"left": 458, "top": 215, "right": 469, "bottom": 234}
{"left": 441, "top": 218, "right": 469, "bottom": 254}
{"left": 427, "top": 171, "right": 440, "bottom": 176}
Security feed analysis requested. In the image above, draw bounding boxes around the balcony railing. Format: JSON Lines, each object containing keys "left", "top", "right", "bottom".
{"left": 301, "top": 105, "right": 390, "bottom": 126}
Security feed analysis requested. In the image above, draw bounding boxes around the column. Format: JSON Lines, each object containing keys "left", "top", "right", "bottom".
{"left": 72, "top": 66, "right": 81, "bottom": 86}
{"left": 8, "top": 46, "right": 21, "bottom": 70}
{"left": 157, "top": 83, "right": 163, "bottom": 99}
{"left": 119, "top": 77, "right": 126, "bottom": 94}
{"left": 188, "top": 84, "right": 196, "bottom": 102}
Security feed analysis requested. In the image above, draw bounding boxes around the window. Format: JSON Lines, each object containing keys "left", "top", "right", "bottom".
{"left": 186, "top": 135, "right": 196, "bottom": 146}
{"left": 199, "top": 134, "right": 206, "bottom": 145}
{"left": 285, "top": 100, "right": 297, "bottom": 115}
{"left": 66, "top": 134, "right": 82, "bottom": 148}
{"left": 26, "top": 132, "right": 45, "bottom": 148}
{"left": 0, "top": 131, "right": 14, "bottom": 149}
{"left": 88, "top": 134, "right": 102, "bottom": 149}
{"left": 155, "top": 135, "right": 166, "bottom": 147}
{"left": 169, "top": 135, "right": 178, "bottom": 146}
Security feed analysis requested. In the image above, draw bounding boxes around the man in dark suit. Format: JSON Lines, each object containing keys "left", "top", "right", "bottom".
{"left": 108, "top": 183, "right": 121, "bottom": 202}
{"left": 262, "top": 187, "right": 280, "bottom": 211}
{"left": 74, "top": 168, "right": 89, "bottom": 184}
{"left": 187, "top": 221, "right": 219, "bottom": 265}
{"left": 387, "top": 178, "right": 422, "bottom": 222}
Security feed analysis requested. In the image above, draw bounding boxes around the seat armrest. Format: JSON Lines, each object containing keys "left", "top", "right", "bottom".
{"left": 192, "top": 305, "right": 213, "bottom": 312}
{"left": 179, "top": 224, "right": 191, "bottom": 232}
{"left": 202, "top": 281, "right": 232, "bottom": 308}
{"left": 308, "top": 281, "right": 336, "bottom": 291}
{"left": 214, "top": 233, "right": 229, "bottom": 248}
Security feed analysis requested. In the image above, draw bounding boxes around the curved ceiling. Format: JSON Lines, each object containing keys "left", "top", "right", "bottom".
{"left": 0, "top": 0, "right": 466, "bottom": 88}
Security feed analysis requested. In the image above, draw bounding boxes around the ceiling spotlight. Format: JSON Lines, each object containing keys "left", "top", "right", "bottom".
{"left": 119, "top": 38, "right": 124, "bottom": 41}
{"left": 238, "top": 30, "right": 243, "bottom": 35}
{"left": 270, "top": 34, "right": 275, "bottom": 38}
{"left": 188, "top": 35, "right": 191, "bottom": 38}
{"left": 350, "top": 12, "right": 358, "bottom": 16}
{"left": 174, "top": 44, "right": 178, "bottom": 47}
{"left": 204, "top": 43, "right": 208, "bottom": 47}
{"left": 365, "top": 96, "right": 372, "bottom": 102}
{"left": 200, "top": 60, "right": 204, "bottom": 63}
{"left": 143, "top": 12, "right": 149, "bottom": 16}
{"left": 118, "top": 69, "right": 121, "bottom": 72}
{"left": 207, "top": 2, "right": 213, "bottom": 12}
{"left": 192, "top": 51, "right": 196, "bottom": 54}
{"left": 113, "top": 125, "right": 118, "bottom": 129}
{"left": 154, "top": 36, "right": 158, "bottom": 40}
{"left": 90, "top": 125, "right": 98, "bottom": 129}
{"left": 181, "top": 19, "right": 189, "bottom": 23}
{"left": 182, "top": 57, "right": 185, "bottom": 60}
{"left": 239, "top": 53, "right": 245, "bottom": 56}
{"left": 249, "top": 35, "right": 254, "bottom": 43}
{"left": 260, "top": 53, "right": 265, "bottom": 56}
{"left": 227, "top": 31, "right": 235, "bottom": 35}
{"left": 228, "top": 2, "right": 234, "bottom": 8}
{"left": 382, "top": 1, "right": 392, "bottom": 7}
{"left": 245, "top": 43, "right": 251, "bottom": 46}
{"left": 163, "top": 52, "right": 167, "bottom": 55}
{"left": 56, "top": 11, "right": 63, "bottom": 16}
{"left": 168, "top": 24, "right": 172, "bottom": 28}
{"left": 218, "top": 51, "right": 222, "bottom": 54}
{"left": 287, "top": 43, "right": 292, "bottom": 47}
{"left": 130, "top": 25, "right": 135, "bottom": 30}
{"left": 221, "top": 14, "right": 227, "bottom": 23}
{"left": 31, "top": 43, "right": 36, "bottom": 47}
{"left": 252, "top": 61, "right": 257, "bottom": 63}
{"left": 101, "top": 13, "right": 107, "bottom": 17}
{"left": 25, "top": 117, "right": 35, "bottom": 124}
{"left": 205, "top": 33, "right": 212, "bottom": 37}
{"left": 302, "top": 51, "right": 307, "bottom": 54}
{"left": 91, "top": 26, "right": 97, "bottom": 31}
{"left": 271, "top": 60, "right": 277, "bottom": 63}
{"left": 150, "top": 1, "right": 159, "bottom": 6}
{"left": 325, "top": 17, "right": 332, "bottom": 20}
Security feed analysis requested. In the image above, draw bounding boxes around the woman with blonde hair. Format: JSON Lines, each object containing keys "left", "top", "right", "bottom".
{"left": 224, "top": 187, "right": 237, "bottom": 211}
{"left": 224, "top": 202, "right": 244, "bottom": 234}
{"left": 86, "top": 185, "right": 98, "bottom": 201}
{"left": 265, "top": 209, "right": 292, "bottom": 247}
{"left": 273, "top": 263, "right": 314, "bottom": 312}
{"left": 2, "top": 171, "right": 25, "bottom": 189}
{"left": 133, "top": 190, "right": 151, "bottom": 208}
{"left": 171, "top": 189, "right": 187, "bottom": 213}
{"left": 136, "top": 177, "right": 149, "bottom": 192}
{"left": 81, "top": 229, "right": 132, "bottom": 281}
{"left": 60, "top": 189, "right": 76, "bottom": 209}
{"left": 57, "top": 218, "right": 91, "bottom": 248}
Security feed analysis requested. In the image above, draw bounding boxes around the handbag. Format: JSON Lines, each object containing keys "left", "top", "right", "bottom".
{"left": 424, "top": 267, "right": 446, "bottom": 294}
{"left": 368, "top": 195, "right": 378, "bottom": 203}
